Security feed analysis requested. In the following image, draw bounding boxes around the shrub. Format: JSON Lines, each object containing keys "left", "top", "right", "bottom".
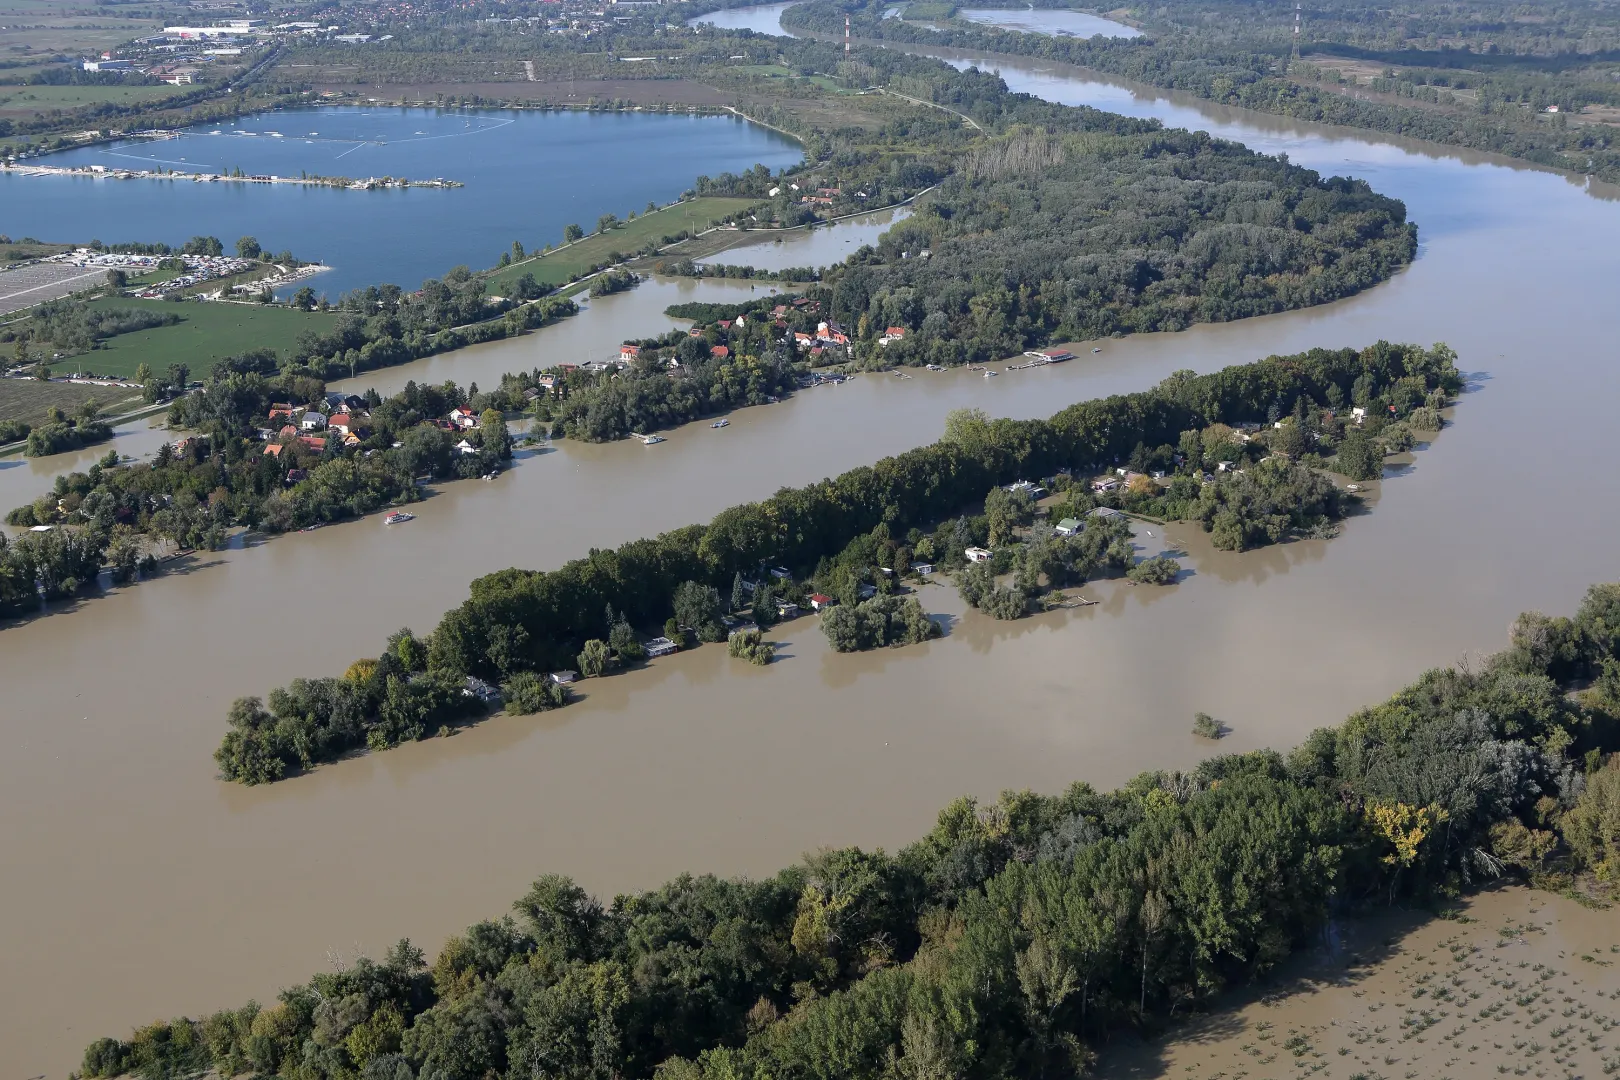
{"left": 728, "top": 628, "right": 773, "bottom": 665}
{"left": 821, "top": 594, "right": 941, "bottom": 652}
{"left": 1561, "top": 756, "right": 1620, "bottom": 879}
{"left": 502, "top": 671, "right": 568, "bottom": 715}
{"left": 578, "top": 639, "right": 609, "bottom": 678}
{"left": 1193, "top": 712, "right": 1226, "bottom": 739}
{"left": 1127, "top": 555, "right": 1181, "bottom": 585}
{"left": 979, "top": 585, "right": 1029, "bottom": 621}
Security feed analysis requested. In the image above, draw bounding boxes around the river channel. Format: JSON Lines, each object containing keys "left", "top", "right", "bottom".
{"left": 5, "top": 10, "right": 1620, "bottom": 1074}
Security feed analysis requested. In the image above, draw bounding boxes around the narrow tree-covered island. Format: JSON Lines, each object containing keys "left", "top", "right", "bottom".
{"left": 211, "top": 340, "right": 1458, "bottom": 785}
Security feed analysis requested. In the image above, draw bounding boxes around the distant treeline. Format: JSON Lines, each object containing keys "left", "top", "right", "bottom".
{"left": 781, "top": 0, "right": 1620, "bottom": 186}
{"left": 212, "top": 340, "right": 1456, "bottom": 784}
{"left": 82, "top": 578, "right": 1620, "bottom": 1080}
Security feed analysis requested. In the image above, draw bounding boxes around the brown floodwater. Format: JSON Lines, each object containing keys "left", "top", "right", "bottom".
{"left": 1096, "top": 885, "right": 1620, "bottom": 1079}
{"left": 5, "top": 41, "right": 1620, "bottom": 1077}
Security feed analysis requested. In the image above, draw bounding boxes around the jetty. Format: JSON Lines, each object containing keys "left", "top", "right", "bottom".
{"left": 2, "top": 162, "right": 462, "bottom": 190}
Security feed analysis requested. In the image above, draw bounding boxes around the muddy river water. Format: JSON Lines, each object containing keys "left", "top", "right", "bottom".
{"left": 5, "top": 12, "right": 1620, "bottom": 1075}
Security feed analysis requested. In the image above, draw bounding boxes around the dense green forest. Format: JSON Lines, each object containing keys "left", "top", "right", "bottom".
{"left": 211, "top": 340, "right": 1456, "bottom": 784}
{"left": 777, "top": 0, "right": 1620, "bottom": 184}
{"left": 82, "top": 580, "right": 1620, "bottom": 1080}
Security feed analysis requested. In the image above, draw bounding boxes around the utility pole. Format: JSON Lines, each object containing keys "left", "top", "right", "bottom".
{"left": 845, "top": 15, "right": 850, "bottom": 57}
{"left": 1293, "top": 2, "right": 1301, "bottom": 61}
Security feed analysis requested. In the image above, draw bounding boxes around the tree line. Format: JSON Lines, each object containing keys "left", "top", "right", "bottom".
{"left": 211, "top": 340, "right": 1458, "bottom": 784}
{"left": 780, "top": 0, "right": 1620, "bottom": 186}
{"left": 81, "top": 579, "right": 1620, "bottom": 1080}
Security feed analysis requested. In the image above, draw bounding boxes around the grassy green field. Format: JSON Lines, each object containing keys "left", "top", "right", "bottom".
{"left": 483, "top": 196, "right": 762, "bottom": 294}
{"left": 729, "top": 65, "right": 847, "bottom": 92}
{"left": 0, "top": 377, "right": 141, "bottom": 427}
{"left": 0, "top": 83, "right": 185, "bottom": 118}
{"left": 70, "top": 298, "right": 339, "bottom": 379}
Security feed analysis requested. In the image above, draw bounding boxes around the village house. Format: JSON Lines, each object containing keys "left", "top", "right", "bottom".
{"left": 454, "top": 438, "right": 479, "bottom": 456}
{"left": 965, "top": 546, "right": 992, "bottom": 563}
{"left": 776, "top": 599, "right": 800, "bottom": 619}
{"left": 1055, "top": 518, "right": 1082, "bottom": 537}
{"left": 1091, "top": 476, "right": 1121, "bottom": 493}
{"left": 268, "top": 402, "right": 297, "bottom": 423}
{"left": 448, "top": 406, "right": 478, "bottom": 431}
{"left": 326, "top": 413, "right": 362, "bottom": 436}
{"left": 644, "top": 637, "right": 678, "bottom": 658}
{"left": 298, "top": 436, "right": 327, "bottom": 454}
{"left": 880, "top": 326, "right": 908, "bottom": 345}
{"left": 619, "top": 344, "right": 641, "bottom": 362}
{"left": 462, "top": 676, "right": 502, "bottom": 705}
{"left": 325, "top": 392, "right": 366, "bottom": 412}
{"left": 550, "top": 670, "right": 577, "bottom": 686}
{"left": 809, "top": 593, "right": 835, "bottom": 611}
{"left": 1088, "top": 507, "right": 1122, "bottom": 522}
{"left": 711, "top": 345, "right": 730, "bottom": 359}
{"left": 299, "top": 410, "right": 326, "bottom": 432}
{"left": 913, "top": 562, "right": 936, "bottom": 576}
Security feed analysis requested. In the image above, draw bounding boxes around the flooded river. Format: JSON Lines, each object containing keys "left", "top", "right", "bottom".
{"left": 6, "top": 13, "right": 1620, "bottom": 1075}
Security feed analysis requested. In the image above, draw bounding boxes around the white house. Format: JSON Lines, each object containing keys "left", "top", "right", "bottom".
{"left": 454, "top": 439, "right": 479, "bottom": 456}
{"left": 299, "top": 410, "right": 326, "bottom": 431}
{"left": 645, "top": 637, "right": 678, "bottom": 658}
{"left": 965, "top": 546, "right": 992, "bottom": 563}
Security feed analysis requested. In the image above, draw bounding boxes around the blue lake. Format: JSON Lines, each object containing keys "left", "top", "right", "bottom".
{"left": 2, "top": 107, "right": 803, "bottom": 296}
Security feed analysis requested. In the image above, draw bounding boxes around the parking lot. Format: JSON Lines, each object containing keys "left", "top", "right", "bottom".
{"left": 0, "top": 262, "right": 108, "bottom": 316}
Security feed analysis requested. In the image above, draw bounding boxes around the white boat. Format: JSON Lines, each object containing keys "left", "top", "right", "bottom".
{"left": 634, "top": 433, "right": 665, "bottom": 444}
{"left": 712, "top": 418, "right": 729, "bottom": 428}
{"left": 983, "top": 370, "right": 998, "bottom": 378}
{"left": 1092, "top": 347, "right": 1101, "bottom": 353}
{"left": 383, "top": 511, "right": 415, "bottom": 525}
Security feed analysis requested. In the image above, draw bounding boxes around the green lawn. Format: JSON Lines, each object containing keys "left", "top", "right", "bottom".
{"left": 483, "top": 196, "right": 762, "bottom": 294}
{"left": 730, "top": 65, "right": 846, "bottom": 92}
{"left": 0, "top": 83, "right": 186, "bottom": 117}
{"left": 72, "top": 298, "right": 339, "bottom": 379}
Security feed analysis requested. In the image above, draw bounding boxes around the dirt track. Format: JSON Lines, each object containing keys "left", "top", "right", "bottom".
{"left": 312, "top": 78, "right": 737, "bottom": 107}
